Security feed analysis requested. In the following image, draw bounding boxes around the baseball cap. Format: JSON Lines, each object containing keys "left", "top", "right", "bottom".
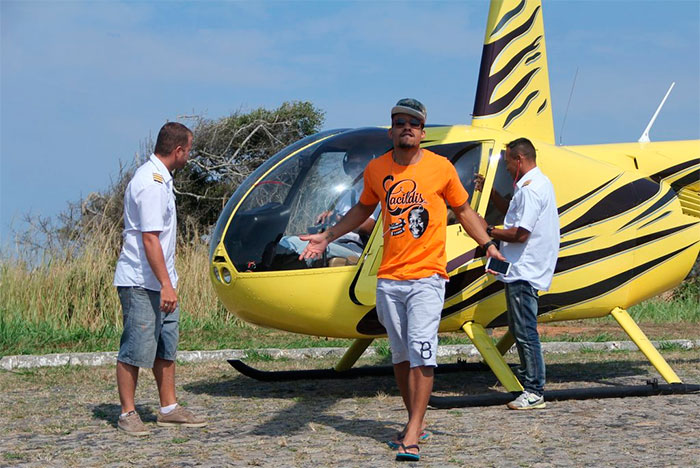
{"left": 391, "top": 98, "right": 427, "bottom": 123}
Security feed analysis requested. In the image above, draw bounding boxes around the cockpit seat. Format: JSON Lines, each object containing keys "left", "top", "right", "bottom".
{"left": 328, "top": 255, "right": 360, "bottom": 267}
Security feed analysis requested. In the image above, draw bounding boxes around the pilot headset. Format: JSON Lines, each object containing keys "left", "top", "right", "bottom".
{"left": 343, "top": 150, "right": 376, "bottom": 175}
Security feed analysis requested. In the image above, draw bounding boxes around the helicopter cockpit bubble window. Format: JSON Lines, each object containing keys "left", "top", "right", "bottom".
{"left": 209, "top": 128, "right": 346, "bottom": 262}
{"left": 221, "top": 128, "right": 392, "bottom": 272}
{"left": 427, "top": 142, "right": 485, "bottom": 225}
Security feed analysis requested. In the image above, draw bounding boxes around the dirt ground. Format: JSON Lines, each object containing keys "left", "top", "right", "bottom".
{"left": 498, "top": 320, "right": 700, "bottom": 341}
{"left": 1, "top": 348, "right": 699, "bottom": 467}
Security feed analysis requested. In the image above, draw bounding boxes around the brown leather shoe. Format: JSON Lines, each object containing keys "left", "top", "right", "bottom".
{"left": 118, "top": 411, "right": 150, "bottom": 436}
{"left": 156, "top": 405, "right": 207, "bottom": 428}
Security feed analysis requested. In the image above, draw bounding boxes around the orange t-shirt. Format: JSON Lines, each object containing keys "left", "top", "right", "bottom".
{"left": 359, "top": 149, "right": 469, "bottom": 280}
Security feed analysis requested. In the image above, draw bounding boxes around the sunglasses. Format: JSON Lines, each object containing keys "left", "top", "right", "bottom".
{"left": 392, "top": 117, "right": 423, "bottom": 129}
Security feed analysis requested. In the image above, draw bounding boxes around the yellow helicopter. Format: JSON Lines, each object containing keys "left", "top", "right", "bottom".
{"left": 208, "top": 0, "right": 700, "bottom": 397}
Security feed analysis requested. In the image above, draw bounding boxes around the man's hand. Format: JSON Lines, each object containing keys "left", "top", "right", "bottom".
{"left": 474, "top": 173, "right": 485, "bottom": 192}
{"left": 485, "top": 244, "right": 506, "bottom": 274}
{"left": 142, "top": 231, "right": 178, "bottom": 313}
{"left": 315, "top": 210, "right": 338, "bottom": 226}
{"left": 485, "top": 243, "right": 505, "bottom": 261}
{"left": 160, "top": 284, "right": 178, "bottom": 313}
{"left": 298, "top": 232, "right": 332, "bottom": 261}
{"left": 299, "top": 202, "right": 377, "bottom": 261}
{"left": 484, "top": 238, "right": 506, "bottom": 275}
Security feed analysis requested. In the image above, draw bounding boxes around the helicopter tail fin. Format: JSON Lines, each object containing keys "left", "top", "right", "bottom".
{"left": 471, "top": 0, "right": 555, "bottom": 144}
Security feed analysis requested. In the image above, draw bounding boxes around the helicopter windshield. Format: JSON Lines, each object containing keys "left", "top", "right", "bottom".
{"left": 209, "top": 128, "right": 345, "bottom": 261}
{"left": 220, "top": 128, "right": 392, "bottom": 272}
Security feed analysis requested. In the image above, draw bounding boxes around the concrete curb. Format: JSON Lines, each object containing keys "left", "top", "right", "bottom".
{"left": 1, "top": 339, "right": 699, "bottom": 371}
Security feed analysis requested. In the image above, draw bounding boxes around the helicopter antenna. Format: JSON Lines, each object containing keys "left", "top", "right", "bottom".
{"left": 558, "top": 67, "right": 578, "bottom": 145}
{"left": 639, "top": 82, "right": 675, "bottom": 143}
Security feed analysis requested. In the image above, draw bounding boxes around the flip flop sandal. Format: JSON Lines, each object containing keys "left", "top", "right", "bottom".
{"left": 395, "top": 443, "right": 420, "bottom": 462}
{"left": 386, "top": 430, "right": 431, "bottom": 450}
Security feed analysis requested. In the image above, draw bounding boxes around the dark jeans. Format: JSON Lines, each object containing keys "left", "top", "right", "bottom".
{"left": 505, "top": 280, "right": 545, "bottom": 395}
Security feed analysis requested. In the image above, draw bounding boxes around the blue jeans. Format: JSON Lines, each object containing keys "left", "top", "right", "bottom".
{"left": 505, "top": 280, "right": 545, "bottom": 395}
{"left": 117, "top": 286, "right": 179, "bottom": 368}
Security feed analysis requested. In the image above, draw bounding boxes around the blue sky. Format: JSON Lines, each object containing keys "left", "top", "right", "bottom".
{"left": 2, "top": 1, "right": 699, "bottom": 245}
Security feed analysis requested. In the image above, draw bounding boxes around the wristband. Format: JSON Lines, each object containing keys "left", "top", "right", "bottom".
{"left": 486, "top": 225, "right": 494, "bottom": 236}
{"left": 482, "top": 240, "right": 498, "bottom": 251}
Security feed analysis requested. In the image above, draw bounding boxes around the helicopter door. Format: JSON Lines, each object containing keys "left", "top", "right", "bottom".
{"left": 349, "top": 215, "right": 385, "bottom": 306}
{"left": 446, "top": 142, "right": 514, "bottom": 275}
{"left": 350, "top": 141, "right": 495, "bottom": 306}
{"left": 445, "top": 141, "right": 495, "bottom": 267}
{"left": 479, "top": 145, "right": 516, "bottom": 227}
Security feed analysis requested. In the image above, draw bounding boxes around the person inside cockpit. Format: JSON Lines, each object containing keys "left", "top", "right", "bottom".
{"left": 277, "top": 150, "right": 380, "bottom": 266}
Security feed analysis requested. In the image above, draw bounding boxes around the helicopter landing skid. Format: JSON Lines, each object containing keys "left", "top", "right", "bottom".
{"left": 229, "top": 360, "right": 699, "bottom": 406}
{"left": 228, "top": 358, "right": 493, "bottom": 381}
{"left": 429, "top": 379, "right": 700, "bottom": 408}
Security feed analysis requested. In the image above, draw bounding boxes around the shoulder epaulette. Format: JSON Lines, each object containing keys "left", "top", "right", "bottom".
{"left": 522, "top": 180, "right": 531, "bottom": 187}
{"left": 153, "top": 173, "right": 164, "bottom": 184}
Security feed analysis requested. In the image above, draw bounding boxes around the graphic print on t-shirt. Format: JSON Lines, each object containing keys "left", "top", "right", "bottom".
{"left": 383, "top": 175, "right": 428, "bottom": 238}
{"left": 359, "top": 150, "right": 468, "bottom": 280}
{"left": 408, "top": 206, "right": 429, "bottom": 239}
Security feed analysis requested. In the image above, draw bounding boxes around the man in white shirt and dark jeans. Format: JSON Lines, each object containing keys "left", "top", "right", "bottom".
{"left": 483, "top": 137, "right": 559, "bottom": 410}
{"left": 114, "top": 122, "right": 207, "bottom": 435}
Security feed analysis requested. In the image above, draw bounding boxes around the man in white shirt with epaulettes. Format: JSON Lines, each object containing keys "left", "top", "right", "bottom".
{"left": 113, "top": 122, "right": 207, "bottom": 435}
{"left": 484, "top": 137, "right": 559, "bottom": 411}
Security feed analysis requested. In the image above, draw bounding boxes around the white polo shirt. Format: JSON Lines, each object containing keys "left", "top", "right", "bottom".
{"left": 498, "top": 166, "right": 559, "bottom": 291}
{"left": 114, "top": 154, "right": 178, "bottom": 291}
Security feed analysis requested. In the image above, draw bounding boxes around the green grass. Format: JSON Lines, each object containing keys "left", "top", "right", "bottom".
{"left": 628, "top": 296, "right": 699, "bottom": 323}
{"left": 0, "top": 311, "right": 121, "bottom": 356}
{"left": 547, "top": 332, "right": 620, "bottom": 343}
{"left": 437, "top": 335, "right": 472, "bottom": 345}
{"left": 1, "top": 236, "right": 697, "bottom": 358}
{"left": 0, "top": 308, "right": 355, "bottom": 358}
{"left": 373, "top": 339, "right": 392, "bottom": 357}
{"left": 1, "top": 289, "right": 696, "bottom": 357}
{"left": 658, "top": 341, "right": 688, "bottom": 351}
{"left": 244, "top": 350, "right": 274, "bottom": 362}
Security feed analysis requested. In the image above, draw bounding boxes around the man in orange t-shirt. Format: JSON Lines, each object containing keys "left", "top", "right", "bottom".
{"left": 300, "top": 98, "right": 502, "bottom": 462}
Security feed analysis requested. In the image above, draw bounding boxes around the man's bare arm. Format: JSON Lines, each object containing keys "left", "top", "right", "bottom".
{"left": 490, "top": 226, "right": 530, "bottom": 244}
{"left": 356, "top": 217, "right": 376, "bottom": 237}
{"left": 299, "top": 202, "right": 377, "bottom": 260}
{"left": 142, "top": 231, "right": 177, "bottom": 313}
{"left": 474, "top": 173, "right": 509, "bottom": 214}
{"left": 452, "top": 202, "right": 505, "bottom": 260}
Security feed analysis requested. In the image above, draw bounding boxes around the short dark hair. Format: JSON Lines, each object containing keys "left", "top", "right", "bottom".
{"left": 154, "top": 122, "right": 192, "bottom": 156}
{"left": 506, "top": 137, "right": 536, "bottom": 161}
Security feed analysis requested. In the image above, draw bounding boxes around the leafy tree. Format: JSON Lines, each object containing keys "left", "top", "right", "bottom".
{"left": 175, "top": 101, "right": 325, "bottom": 234}
{"left": 12, "top": 101, "right": 325, "bottom": 257}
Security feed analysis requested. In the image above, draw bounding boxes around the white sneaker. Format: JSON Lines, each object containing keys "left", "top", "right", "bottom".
{"left": 507, "top": 390, "right": 546, "bottom": 410}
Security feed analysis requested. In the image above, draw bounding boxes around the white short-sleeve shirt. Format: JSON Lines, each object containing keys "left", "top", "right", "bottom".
{"left": 498, "top": 166, "right": 560, "bottom": 291}
{"left": 114, "top": 154, "right": 178, "bottom": 291}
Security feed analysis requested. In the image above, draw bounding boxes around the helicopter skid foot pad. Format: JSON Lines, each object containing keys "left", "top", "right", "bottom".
{"left": 228, "top": 359, "right": 497, "bottom": 382}
{"left": 429, "top": 382, "right": 700, "bottom": 409}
